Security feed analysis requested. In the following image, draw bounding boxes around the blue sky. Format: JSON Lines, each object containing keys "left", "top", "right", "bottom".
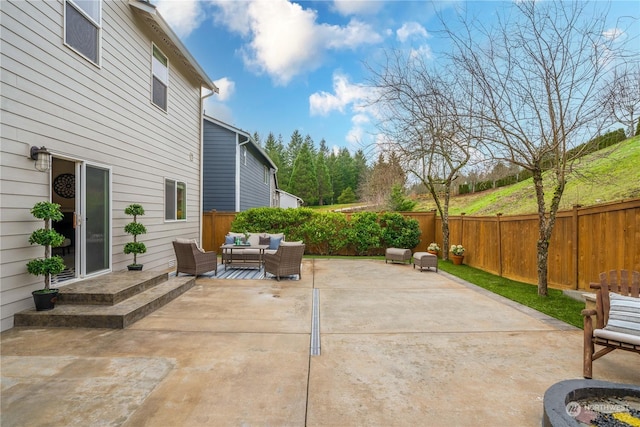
{"left": 155, "top": 0, "right": 639, "bottom": 157}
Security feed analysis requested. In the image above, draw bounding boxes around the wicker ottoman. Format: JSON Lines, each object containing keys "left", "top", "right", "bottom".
{"left": 413, "top": 252, "right": 438, "bottom": 272}
{"left": 385, "top": 247, "right": 412, "bottom": 264}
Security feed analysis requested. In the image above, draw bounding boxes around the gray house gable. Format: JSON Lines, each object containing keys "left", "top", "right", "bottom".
{"left": 203, "top": 116, "right": 277, "bottom": 212}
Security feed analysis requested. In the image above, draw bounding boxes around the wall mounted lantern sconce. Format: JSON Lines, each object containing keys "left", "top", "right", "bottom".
{"left": 30, "top": 146, "right": 52, "bottom": 172}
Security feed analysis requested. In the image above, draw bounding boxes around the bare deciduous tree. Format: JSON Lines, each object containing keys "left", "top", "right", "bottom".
{"left": 607, "top": 67, "right": 640, "bottom": 137}
{"left": 445, "top": 0, "right": 635, "bottom": 295}
{"left": 367, "top": 50, "right": 476, "bottom": 259}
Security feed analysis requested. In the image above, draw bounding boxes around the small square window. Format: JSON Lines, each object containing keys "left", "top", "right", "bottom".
{"left": 165, "top": 178, "right": 186, "bottom": 221}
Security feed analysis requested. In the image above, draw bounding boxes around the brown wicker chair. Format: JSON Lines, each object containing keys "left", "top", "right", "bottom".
{"left": 172, "top": 241, "right": 217, "bottom": 276}
{"left": 581, "top": 270, "right": 640, "bottom": 378}
{"left": 264, "top": 243, "right": 305, "bottom": 281}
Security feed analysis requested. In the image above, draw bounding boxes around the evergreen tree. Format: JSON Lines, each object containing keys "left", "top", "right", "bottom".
{"left": 352, "top": 149, "right": 369, "bottom": 198}
{"left": 264, "top": 132, "right": 288, "bottom": 190}
{"left": 316, "top": 139, "right": 333, "bottom": 205}
{"left": 253, "top": 131, "right": 261, "bottom": 146}
{"left": 388, "top": 184, "right": 417, "bottom": 211}
{"left": 337, "top": 186, "right": 356, "bottom": 204}
{"left": 331, "top": 148, "right": 355, "bottom": 201}
{"left": 289, "top": 140, "right": 318, "bottom": 205}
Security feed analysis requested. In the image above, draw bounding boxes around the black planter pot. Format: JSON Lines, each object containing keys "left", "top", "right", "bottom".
{"left": 32, "top": 289, "right": 59, "bottom": 311}
{"left": 127, "top": 264, "right": 143, "bottom": 271}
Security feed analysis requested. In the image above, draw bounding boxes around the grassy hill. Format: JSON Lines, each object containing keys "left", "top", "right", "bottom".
{"left": 414, "top": 135, "right": 640, "bottom": 216}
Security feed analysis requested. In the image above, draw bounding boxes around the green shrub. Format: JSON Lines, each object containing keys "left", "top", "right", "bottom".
{"left": 345, "top": 212, "right": 382, "bottom": 255}
{"left": 298, "top": 212, "right": 349, "bottom": 255}
{"left": 123, "top": 203, "right": 146, "bottom": 266}
{"left": 232, "top": 208, "right": 421, "bottom": 256}
{"left": 379, "top": 212, "right": 421, "bottom": 249}
{"left": 26, "top": 201, "right": 65, "bottom": 290}
{"left": 26, "top": 256, "right": 65, "bottom": 277}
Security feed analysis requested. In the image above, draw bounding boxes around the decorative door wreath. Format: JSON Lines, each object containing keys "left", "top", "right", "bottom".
{"left": 53, "top": 173, "right": 75, "bottom": 198}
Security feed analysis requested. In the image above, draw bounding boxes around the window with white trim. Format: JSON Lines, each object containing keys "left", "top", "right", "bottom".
{"left": 152, "top": 45, "right": 168, "bottom": 111}
{"left": 64, "top": 0, "right": 101, "bottom": 64}
{"left": 243, "top": 147, "right": 247, "bottom": 165}
{"left": 165, "top": 179, "right": 186, "bottom": 221}
{"left": 264, "top": 166, "right": 269, "bottom": 184}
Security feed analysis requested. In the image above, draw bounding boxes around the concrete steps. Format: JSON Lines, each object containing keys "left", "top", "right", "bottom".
{"left": 14, "top": 271, "right": 195, "bottom": 329}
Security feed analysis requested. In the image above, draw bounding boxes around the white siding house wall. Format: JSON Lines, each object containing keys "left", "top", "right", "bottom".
{"left": 0, "top": 0, "right": 206, "bottom": 331}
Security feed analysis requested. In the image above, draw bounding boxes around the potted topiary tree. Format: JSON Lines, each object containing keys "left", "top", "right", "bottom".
{"left": 123, "top": 203, "right": 147, "bottom": 271}
{"left": 26, "top": 201, "right": 66, "bottom": 310}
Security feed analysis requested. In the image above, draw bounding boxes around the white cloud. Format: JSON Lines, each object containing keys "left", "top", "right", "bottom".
{"left": 332, "top": 0, "right": 384, "bottom": 16}
{"left": 309, "top": 73, "right": 369, "bottom": 116}
{"left": 409, "top": 45, "right": 433, "bottom": 60}
{"left": 602, "top": 28, "right": 624, "bottom": 41}
{"left": 155, "top": 0, "right": 204, "bottom": 39}
{"left": 204, "top": 98, "right": 234, "bottom": 124}
{"left": 210, "top": 0, "right": 382, "bottom": 85}
{"left": 397, "top": 22, "right": 429, "bottom": 43}
{"left": 213, "top": 77, "right": 235, "bottom": 102}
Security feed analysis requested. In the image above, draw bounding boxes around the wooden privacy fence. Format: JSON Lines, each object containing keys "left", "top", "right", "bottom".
{"left": 438, "top": 198, "right": 640, "bottom": 290}
{"left": 203, "top": 198, "right": 639, "bottom": 290}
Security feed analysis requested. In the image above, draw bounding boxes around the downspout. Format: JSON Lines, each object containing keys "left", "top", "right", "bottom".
{"left": 199, "top": 87, "right": 215, "bottom": 245}
{"left": 236, "top": 136, "right": 250, "bottom": 212}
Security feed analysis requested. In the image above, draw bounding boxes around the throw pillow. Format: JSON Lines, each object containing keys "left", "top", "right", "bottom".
{"left": 269, "top": 236, "right": 282, "bottom": 250}
{"left": 225, "top": 235, "right": 235, "bottom": 245}
{"left": 604, "top": 292, "right": 640, "bottom": 337}
{"left": 259, "top": 236, "right": 271, "bottom": 246}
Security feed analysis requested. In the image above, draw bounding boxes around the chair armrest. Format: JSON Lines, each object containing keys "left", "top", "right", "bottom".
{"left": 589, "top": 283, "right": 602, "bottom": 290}
{"left": 194, "top": 251, "right": 216, "bottom": 262}
{"left": 581, "top": 309, "right": 596, "bottom": 317}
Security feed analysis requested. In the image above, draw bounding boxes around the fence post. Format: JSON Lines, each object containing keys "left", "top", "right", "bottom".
{"left": 572, "top": 204, "right": 581, "bottom": 290}
{"left": 497, "top": 213, "right": 503, "bottom": 277}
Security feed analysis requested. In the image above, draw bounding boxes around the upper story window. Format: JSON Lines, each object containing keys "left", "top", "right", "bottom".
{"left": 64, "top": 0, "right": 101, "bottom": 65}
{"left": 243, "top": 147, "right": 247, "bottom": 165}
{"left": 152, "top": 45, "right": 168, "bottom": 111}
{"left": 264, "top": 166, "right": 269, "bottom": 184}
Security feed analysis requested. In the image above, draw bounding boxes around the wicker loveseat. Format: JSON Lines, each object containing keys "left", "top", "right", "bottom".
{"left": 222, "top": 232, "right": 285, "bottom": 265}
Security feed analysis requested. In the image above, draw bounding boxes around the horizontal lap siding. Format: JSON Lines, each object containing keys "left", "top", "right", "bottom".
{"left": 203, "top": 120, "right": 236, "bottom": 211}
{"left": 0, "top": 0, "right": 203, "bottom": 330}
{"left": 240, "top": 144, "right": 270, "bottom": 211}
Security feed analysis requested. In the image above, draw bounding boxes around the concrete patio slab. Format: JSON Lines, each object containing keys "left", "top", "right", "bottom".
{"left": 130, "top": 282, "right": 313, "bottom": 334}
{"left": 2, "top": 258, "right": 638, "bottom": 427}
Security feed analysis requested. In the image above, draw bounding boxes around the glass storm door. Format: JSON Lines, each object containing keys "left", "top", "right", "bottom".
{"left": 81, "top": 163, "right": 111, "bottom": 275}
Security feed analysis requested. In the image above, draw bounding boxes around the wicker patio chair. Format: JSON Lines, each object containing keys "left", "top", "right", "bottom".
{"left": 264, "top": 243, "right": 305, "bottom": 281}
{"left": 581, "top": 269, "right": 640, "bottom": 378}
{"left": 172, "top": 241, "right": 217, "bottom": 277}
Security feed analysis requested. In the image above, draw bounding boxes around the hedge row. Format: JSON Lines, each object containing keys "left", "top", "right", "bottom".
{"left": 231, "top": 207, "right": 421, "bottom": 256}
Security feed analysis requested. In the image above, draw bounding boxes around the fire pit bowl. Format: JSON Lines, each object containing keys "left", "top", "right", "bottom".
{"left": 543, "top": 379, "right": 640, "bottom": 427}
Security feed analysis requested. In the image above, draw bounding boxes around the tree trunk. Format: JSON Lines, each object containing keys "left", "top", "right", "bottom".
{"left": 532, "top": 167, "right": 549, "bottom": 296}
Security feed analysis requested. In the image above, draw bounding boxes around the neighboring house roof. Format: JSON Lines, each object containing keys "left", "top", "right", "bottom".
{"left": 203, "top": 114, "right": 277, "bottom": 171}
{"left": 276, "top": 189, "right": 304, "bottom": 205}
{"left": 129, "top": 0, "right": 218, "bottom": 92}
